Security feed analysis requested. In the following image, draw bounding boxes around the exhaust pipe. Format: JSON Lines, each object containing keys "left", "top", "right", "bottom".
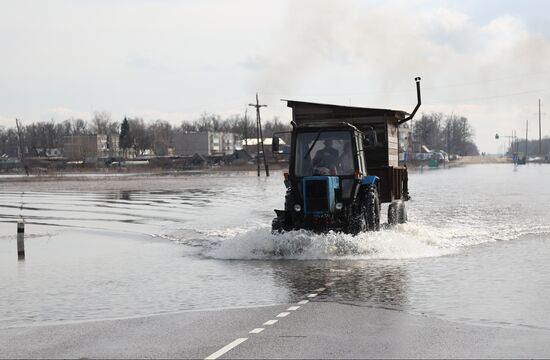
{"left": 400, "top": 77, "right": 421, "bottom": 124}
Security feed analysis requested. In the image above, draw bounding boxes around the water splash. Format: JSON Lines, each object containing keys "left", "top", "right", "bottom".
{"left": 197, "top": 224, "right": 477, "bottom": 260}
{"left": 173, "top": 219, "right": 550, "bottom": 261}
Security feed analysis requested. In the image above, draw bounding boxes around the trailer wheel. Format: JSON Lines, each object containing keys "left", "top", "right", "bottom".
{"left": 365, "top": 187, "right": 380, "bottom": 231}
{"left": 388, "top": 202, "right": 398, "bottom": 225}
{"left": 398, "top": 202, "right": 407, "bottom": 223}
{"left": 388, "top": 200, "right": 407, "bottom": 225}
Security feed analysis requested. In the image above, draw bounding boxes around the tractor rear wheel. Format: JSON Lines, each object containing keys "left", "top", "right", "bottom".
{"left": 348, "top": 211, "right": 366, "bottom": 235}
{"left": 365, "top": 187, "right": 380, "bottom": 231}
{"left": 349, "top": 187, "right": 380, "bottom": 235}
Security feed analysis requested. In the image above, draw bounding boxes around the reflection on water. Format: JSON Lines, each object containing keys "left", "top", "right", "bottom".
{"left": 1, "top": 165, "right": 550, "bottom": 330}
{"left": 270, "top": 261, "right": 407, "bottom": 309}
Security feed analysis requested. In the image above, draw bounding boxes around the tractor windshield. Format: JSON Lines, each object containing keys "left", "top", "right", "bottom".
{"left": 295, "top": 130, "right": 355, "bottom": 176}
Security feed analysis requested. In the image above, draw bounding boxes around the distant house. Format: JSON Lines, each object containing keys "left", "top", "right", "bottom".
{"left": 63, "top": 134, "right": 120, "bottom": 161}
{"left": 35, "top": 148, "right": 63, "bottom": 158}
{"left": 46, "top": 148, "right": 63, "bottom": 157}
{"left": 232, "top": 149, "right": 254, "bottom": 164}
{"left": 242, "top": 137, "right": 289, "bottom": 158}
{"left": 173, "top": 132, "right": 236, "bottom": 157}
{"left": 398, "top": 123, "right": 413, "bottom": 162}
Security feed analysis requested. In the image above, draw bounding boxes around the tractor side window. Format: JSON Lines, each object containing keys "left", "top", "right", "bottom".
{"left": 295, "top": 131, "right": 354, "bottom": 176}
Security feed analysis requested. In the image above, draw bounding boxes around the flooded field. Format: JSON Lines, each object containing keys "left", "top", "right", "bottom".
{"left": 1, "top": 165, "right": 550, "bottom": 330}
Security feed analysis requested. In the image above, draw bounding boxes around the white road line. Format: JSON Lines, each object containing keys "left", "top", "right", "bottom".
{"left": 249, "top": 328, "right": 264, "bottom": 334}
{"left": 287, "top": 306, "right": 300, "bottom": 311}
{"left": 205, "top": 338, "right": 248, "bottom": 360}
{"left": 298, "top": 300, "right": 309, "bottom": 305}
{"left": 276, "top": 312, "right": 290, "bottom": 318}
{"left": 263, "top": 319, "right": 278, "bottom": 325}
{"left": 314, "top": 287, "right": 326, "bottom": 292}
{"left": 307, "top": 293, "right": 318, "bottom": 298}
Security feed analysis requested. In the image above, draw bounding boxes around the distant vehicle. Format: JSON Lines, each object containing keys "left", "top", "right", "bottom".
{"left": 271, "top": 78, "right": 421, "bottom": 235}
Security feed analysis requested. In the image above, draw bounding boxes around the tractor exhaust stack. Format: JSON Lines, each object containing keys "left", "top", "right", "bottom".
{"left": 400, "top": 77, "right": 422, "bottom": 124}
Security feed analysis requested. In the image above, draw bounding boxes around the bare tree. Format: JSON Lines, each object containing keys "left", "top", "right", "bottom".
{"left": 128, "top": 118, "right": 151, "bottom": 156}
{"left": 149, "top": 120, "right": 173, "bottom": 156}
{"left": 414, "top": 113, "right": 477, "bottom": 155}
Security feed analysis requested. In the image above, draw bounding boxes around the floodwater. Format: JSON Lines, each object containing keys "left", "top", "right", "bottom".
{"left": 1, "top": 165, "right": 550, "bottom": 331}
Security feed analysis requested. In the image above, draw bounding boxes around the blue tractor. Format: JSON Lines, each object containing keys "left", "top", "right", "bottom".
{"left": 272, "top": 78, "right": 421, "bottom": 234}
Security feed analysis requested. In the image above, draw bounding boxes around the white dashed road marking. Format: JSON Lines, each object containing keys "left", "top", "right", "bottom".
{"left": 205, "top": 283, "right": 339, "bottom": 359}
{"left": 205, "top": 338, "right": 248, "bottom": 360}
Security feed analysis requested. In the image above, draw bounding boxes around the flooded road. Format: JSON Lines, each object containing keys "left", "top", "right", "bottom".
{"left": 1, "top": 164, "right": 550, "bottom": 331}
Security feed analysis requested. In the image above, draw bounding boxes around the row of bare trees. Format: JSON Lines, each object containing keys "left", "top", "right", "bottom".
{"left": 0, "top": 111, "right": 291, "bottom": 158}
{"left": 412, "top": 113, "right": 479, "bottom": 156}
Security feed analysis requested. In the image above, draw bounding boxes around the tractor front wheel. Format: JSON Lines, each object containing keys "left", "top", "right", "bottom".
{"left": 272, "top": 216, "right": 286, "bottom": 234}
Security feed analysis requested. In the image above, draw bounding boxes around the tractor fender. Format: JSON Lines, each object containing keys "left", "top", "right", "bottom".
{"left": 357, "top": 176, "right": 380, "bottom": 206}
{"left": 353, "top": 176, "right": 379, "bottom": 205}
{"left": 360, "top": 175, "right": 379, "bottom": 191}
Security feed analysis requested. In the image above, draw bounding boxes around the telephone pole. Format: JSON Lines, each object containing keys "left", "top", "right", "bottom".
{"left": 249, "top": 93, "right": 269, "bottom": 177}
{"left": 525, "top": 120, "right": 529, "bottom": 161}
{"left": 243, "top": 108, "right": 249, "bottom": 147}
{"left": 539, "top": 99, "right": 542, "bottom": 155}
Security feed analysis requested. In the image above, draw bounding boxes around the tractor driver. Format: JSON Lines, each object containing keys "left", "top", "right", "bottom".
{"left": 312, "top": 138, "right": 340, "bottom": 174}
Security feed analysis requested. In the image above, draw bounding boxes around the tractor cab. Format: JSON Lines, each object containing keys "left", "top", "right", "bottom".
{"left": 294, "top": 128, "right": 364, "bottom": 178}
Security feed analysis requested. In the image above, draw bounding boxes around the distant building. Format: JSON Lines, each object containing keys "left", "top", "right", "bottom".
{"left": 64, "top": 134, "right": 120, "bottom": 161}
{"left": 173, "top": 132, "right": 236, "bottom": 157}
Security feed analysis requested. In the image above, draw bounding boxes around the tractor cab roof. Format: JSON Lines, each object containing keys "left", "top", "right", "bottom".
{"left": 283, "top": 100, "right": 409, "bottom": 128}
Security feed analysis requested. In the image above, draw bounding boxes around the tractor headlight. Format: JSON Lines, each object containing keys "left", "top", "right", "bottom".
{"left": 293, "top": 204, "right": 302, "bottom": 212}
{"left": 335, "top": 202, "right": 343, "bottom": 211}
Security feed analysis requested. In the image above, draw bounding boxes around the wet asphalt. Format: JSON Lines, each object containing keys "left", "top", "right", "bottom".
{"left": 2, "top": 290, "right": 550, "bottom": 359}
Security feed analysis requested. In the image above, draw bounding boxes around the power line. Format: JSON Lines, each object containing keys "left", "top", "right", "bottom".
{"left": 430, "top": 88, "right": 549, "bottom": 104}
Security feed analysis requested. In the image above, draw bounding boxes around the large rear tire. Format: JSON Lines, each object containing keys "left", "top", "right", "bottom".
{"left": 348, "top": 212, "right": 366, "bottom": 235}
{"left": 365, "top": 187, "right": 380, "bottom": 231}
{"left": 349, "top": 186, "right": 380, "bottom": 235}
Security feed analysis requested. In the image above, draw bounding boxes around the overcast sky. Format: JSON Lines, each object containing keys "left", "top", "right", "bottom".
{"left": 1, "top": 0, "right": 550, "bottom": 152}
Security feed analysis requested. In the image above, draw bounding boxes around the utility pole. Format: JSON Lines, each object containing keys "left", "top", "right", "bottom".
{"left": 15, "top": 119, "right": 29, "bottom": 176}
{"left": 525, "top": 120, "right": 529, "bottom": 161}
{"left": 539, "top": 99, "right": 542, "bottom": 155}
{"left": 249, "top": 93, "right": 269, "bottom": 177}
